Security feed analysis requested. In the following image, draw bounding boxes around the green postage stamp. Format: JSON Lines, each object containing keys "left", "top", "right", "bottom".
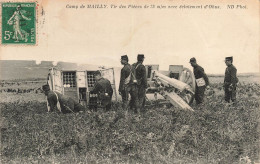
{"left": 1, "top": 2, "right": 36, "bottom": 45}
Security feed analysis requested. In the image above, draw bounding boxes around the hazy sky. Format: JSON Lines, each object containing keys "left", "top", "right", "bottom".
{"left": 1, "top": 0, "right": 259, "bottom": 74}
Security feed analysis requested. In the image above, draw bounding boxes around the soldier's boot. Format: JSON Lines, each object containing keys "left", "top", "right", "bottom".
{"left": 122, "top": 100, "right": 127, "bottom": 109}
{"left": 137, "top": 107, "right": 141, "bottom": 116}
{"left": 123, "top": 101, "right": 129, "bottom": 116}
{"left": 231, "top": 99, "right": 237, "bottom": 105}
{"left": 105, "top": 103, "right": 111, "bottom": 112}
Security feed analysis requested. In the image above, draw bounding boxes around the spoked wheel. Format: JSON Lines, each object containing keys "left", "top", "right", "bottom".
{"left": 178, "top": 68, "right": 196, "bottom": 104}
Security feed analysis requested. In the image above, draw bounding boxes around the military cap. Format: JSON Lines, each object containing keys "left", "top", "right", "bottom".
{"left": 189, "top": 57, "right": 196, "bottom": 63}
{"left": 94, "top": 70, "right": 101, "bottom": 76}
{"left": 121, "top": 55, "right": 128, "bottom": 61}
{"left": 42, "top": 84, "right": 50, "bottom": 91}
{"left": 137, "top": 54, "right": 145, "bottom": 61}
{"left": 225, "top": 56, "right": 233, "bottom": 62}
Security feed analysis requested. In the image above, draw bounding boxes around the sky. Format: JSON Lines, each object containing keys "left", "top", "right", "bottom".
{"left": 1, "top": 0, "right": 259, "bottom": 74}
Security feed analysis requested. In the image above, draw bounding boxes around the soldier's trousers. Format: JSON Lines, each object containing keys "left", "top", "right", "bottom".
{"left": 136, "top": 85, "right": 146, "bottom": 110}
{"left": 100, "top": 95, "right": 112, "bottom": 111}
{"left": 195, "top": 86, "right": 206, "bottom": 104}
{"left": 62, "top": 98, "right": 85, "bottom": 113}
{"left": 121, "top": 84, "right": 138, "bottom": 110}
{"left": 225, "top": 85, "right": 236, "bottom": 102}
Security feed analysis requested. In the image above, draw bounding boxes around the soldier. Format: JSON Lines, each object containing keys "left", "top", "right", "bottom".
{"left": 131, "top": 54, "right": 147, "bottom": 112}
{"left": 42, "top": 84, "right": 85, "bottom": 113}
{"left": 189, "top": 57, "right": 210, "bottom": 105}
{"left": 224, "top": 56, "right": 238, "bottom": 103}
{"left": 119, "top": 55, "right": 138, "bottom": 111}
{"left": 91, "top": 71, "right": 113, "bottom": 111}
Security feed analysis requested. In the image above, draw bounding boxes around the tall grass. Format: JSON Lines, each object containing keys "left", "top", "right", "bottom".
{"left": 0, "top": 82, "right": 259, "bottom": 163}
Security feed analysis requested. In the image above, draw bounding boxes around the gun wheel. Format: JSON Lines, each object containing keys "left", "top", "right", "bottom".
{"left": 179, "top": 68, "right": 196, "bottom": 104}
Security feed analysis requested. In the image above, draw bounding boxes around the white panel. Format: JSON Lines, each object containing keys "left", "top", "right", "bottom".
{"left": 47, "top": 72, "right": 53, "bottom": 90}
{"left": 100, "top": 68, "right": 115, "bottom": 85}
{"left": 53, "top": 69, "right": 63, "bottom": 93}
{"left": 100, "top": 68, "right": 117, "bottom": 100}
{"left": 77, "top": 71, "right": 86, "bottom": 87}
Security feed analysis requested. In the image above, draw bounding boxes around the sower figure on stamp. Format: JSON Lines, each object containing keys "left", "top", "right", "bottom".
{"left": 42, "top": 84, "right": 85, "bottom": 114}
{"left": 189, "top": 57, "right": 210, "bottom": 105}
{"left": 91, "top": 71, "right": 113, "bottom": 111}
{"left": 7, "top": 5, "right": 31, "bottom": 42}
{"left": 118, "top": 55, "right": 138, "bottom": 112}
{"left": 131, "top": 54, "right": 147, "bottom": 113}
{"left": 224, "top": 56, "right": 238, "bottom": 104}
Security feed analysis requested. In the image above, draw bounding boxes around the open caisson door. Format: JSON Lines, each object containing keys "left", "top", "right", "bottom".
{"left": 100, "top": 68, "right": 117, "bottom": 101}
{"left": 48, "top": 68, "right": 63, "bottom": 94}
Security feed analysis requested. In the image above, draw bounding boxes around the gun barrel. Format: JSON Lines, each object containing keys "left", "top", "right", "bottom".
{"left": 154, "top": 70, "right": 192, "bottom": 92}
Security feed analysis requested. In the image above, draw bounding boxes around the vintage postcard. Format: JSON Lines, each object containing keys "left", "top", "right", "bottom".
{"left": 0, "top": 0, "right": 259, "bottom": 163}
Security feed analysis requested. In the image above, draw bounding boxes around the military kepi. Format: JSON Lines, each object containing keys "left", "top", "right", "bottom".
{"left": 94, "top": 70, "right": 101, "bottom": 76}
{"left": 137, "top": 54, "right": 145, "bottom": 61}
{"left": 225, "top": 56, "right": 233, "bottom": 62}
{"left": 121, "top": 55, "right": 128, "bottom": 61}
{"left": 189, "top": 57, "right": 196, "bottom": 63}
{"left": 42, "top": 84, "right": 50, "bottom": 91}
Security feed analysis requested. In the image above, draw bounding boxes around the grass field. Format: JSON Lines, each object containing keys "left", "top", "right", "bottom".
{"left": 0, "top": 77, "right": 259, "bottom": 163}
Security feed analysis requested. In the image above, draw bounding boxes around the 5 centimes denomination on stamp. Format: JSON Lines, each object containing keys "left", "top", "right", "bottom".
{"left": 1, "top": 2, "right": 36, "bottom": 45}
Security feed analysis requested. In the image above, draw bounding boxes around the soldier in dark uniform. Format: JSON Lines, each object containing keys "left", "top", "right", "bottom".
{"left": 119, "top": 55, "right": 138, "bottom": 111}
{"left": 189, "top": 57, "right": 210, "bottom": 105}
{"left": 42, "top": 84, "right": 85, "bottom": 113}
{"left": 224, "top": 56, "right": 238, "bottom": 103}
{"left": 131, "top": 54, "right": 147, "bottom": 113}
{"left": 91, "top": 71, "right": 113, "bottom": 111}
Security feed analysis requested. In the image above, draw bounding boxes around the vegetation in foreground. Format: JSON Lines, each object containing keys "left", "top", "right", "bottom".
{"left": 0, "top": 81, "right": 259, "bottom": 164}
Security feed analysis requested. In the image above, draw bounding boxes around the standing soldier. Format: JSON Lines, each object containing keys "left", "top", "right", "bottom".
{"left": 132, "top": 54, "right": 147, "bottom": 113}
{"left": 189, "top": 57, "right": 210, "bottom": 105}
{"left": 224, "top": 56, "right": 238, "bottom": 103}
{"left": 119, "top": 55, "right": 138, "bottom": 111}
{"left": 42, "top": 84, "right": 85, "bottom": 113}
{"left": 91, "top": 71, "right": 113, "bottom": 111}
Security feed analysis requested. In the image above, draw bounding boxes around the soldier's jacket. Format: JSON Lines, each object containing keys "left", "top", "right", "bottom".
{"left": 119, "top": 63, "right": 132, "bottom": 92}
{"left": 132, "top": 62, "right": 147, "bottom": 88}
{"left": 193, "top": 65, "right": 209, "bottom": 86}
{"left": 224, "top": 64, "right": 238, "bottom": 85}
{"left": 92, "top": 77, "right": 113, "bottom": 98}
{"left": 47, "top": 91, "right": 80, "bottom": 113}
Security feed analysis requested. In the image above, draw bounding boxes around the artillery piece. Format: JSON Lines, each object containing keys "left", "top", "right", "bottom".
{"left": 47, "top": 63, "right": 196, "bottom": 111}
{"left": 145, "top": 65, "right": 196, "bottom": 111}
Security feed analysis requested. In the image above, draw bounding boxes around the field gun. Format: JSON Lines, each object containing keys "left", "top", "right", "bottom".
{"left": 145, "top": 65, "right": 196, "bottom": 111}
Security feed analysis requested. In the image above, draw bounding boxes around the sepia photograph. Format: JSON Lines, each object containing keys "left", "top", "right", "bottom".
{"left": 0, "top": 0, "right": 259, "bottom": 163}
